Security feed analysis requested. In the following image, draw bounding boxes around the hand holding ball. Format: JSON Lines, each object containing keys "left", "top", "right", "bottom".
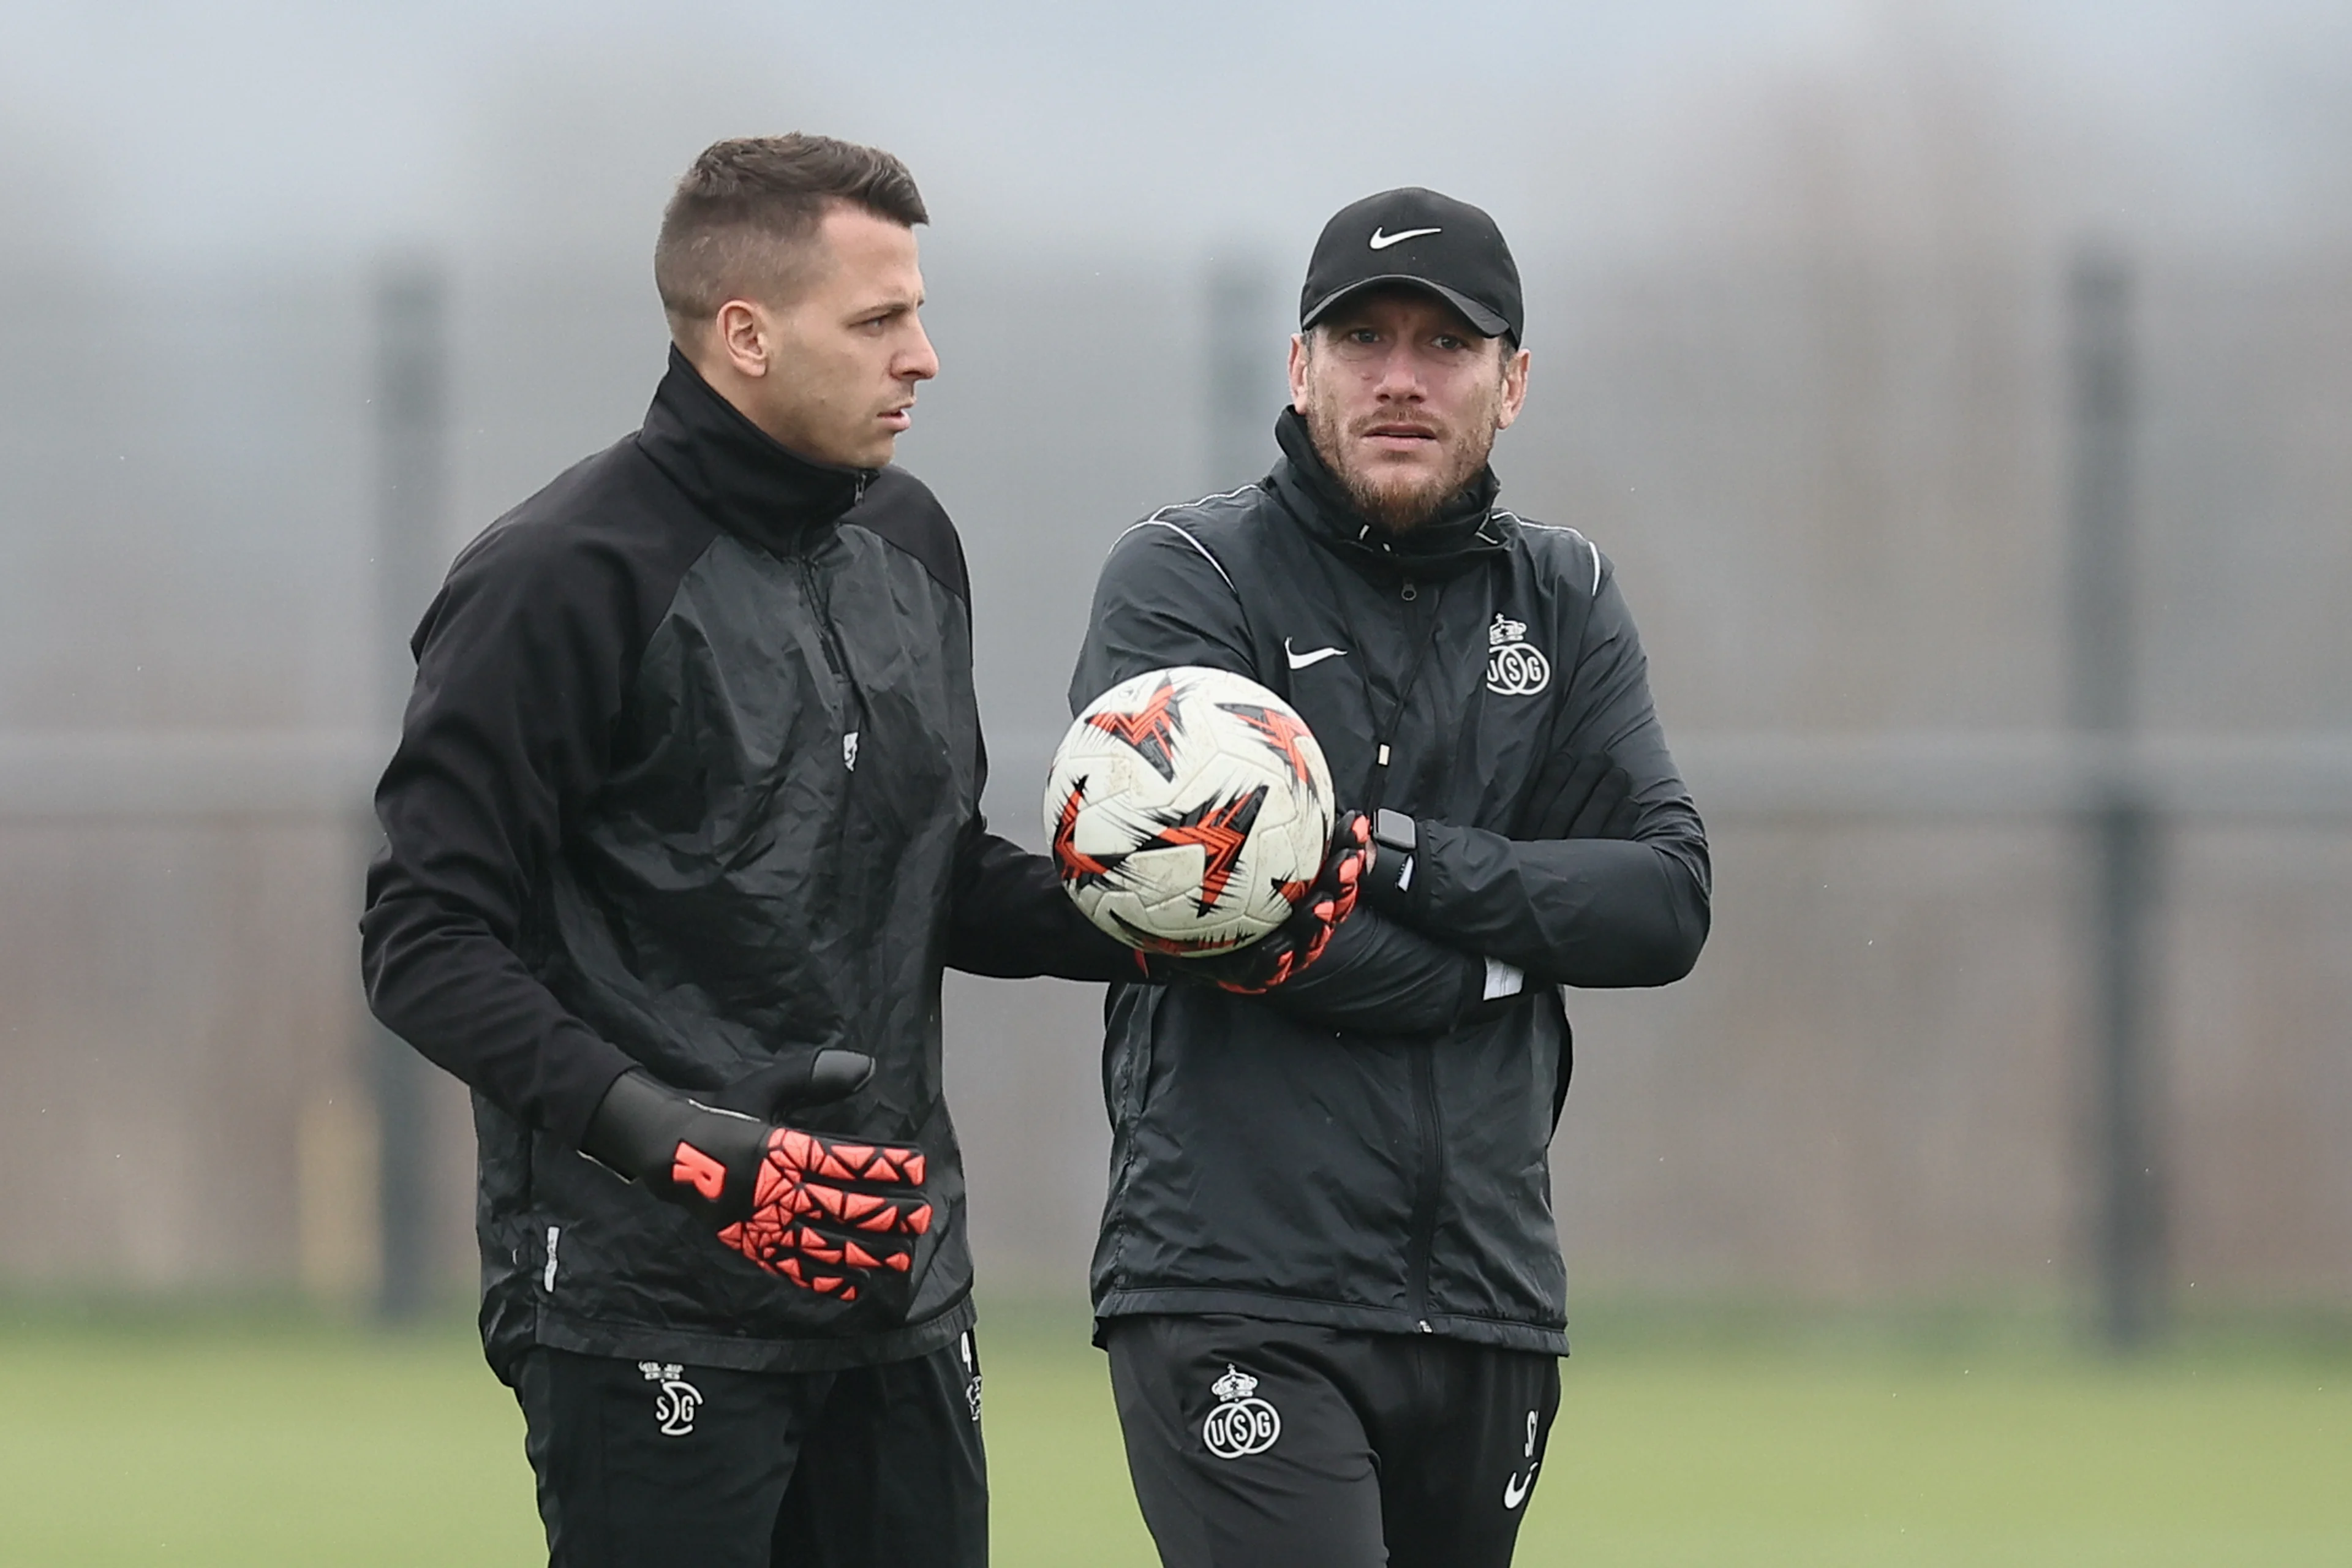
{"left": 1045, "top": 667, "right": 1340, "bottom": 963}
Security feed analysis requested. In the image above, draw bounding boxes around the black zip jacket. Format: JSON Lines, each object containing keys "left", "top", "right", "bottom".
{"left": 362, "top": 349, "right": 1126, "bottom": 1379}
{"left": 1069, "top": 409, "right": 1710, "bottom": 1354}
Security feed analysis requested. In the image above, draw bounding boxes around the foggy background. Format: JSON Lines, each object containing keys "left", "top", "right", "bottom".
{"left": 2, "top": 0, "right": 2348, "bottom": 1336}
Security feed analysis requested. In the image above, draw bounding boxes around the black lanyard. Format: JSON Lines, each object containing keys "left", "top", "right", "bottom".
{"left": 1328, "top": 569, "right": 1448, "bottom": 814}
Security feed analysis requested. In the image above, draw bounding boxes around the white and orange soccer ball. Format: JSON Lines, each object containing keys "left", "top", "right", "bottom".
{"left": 1044, "top": 666, "right": 1335, "bottom": 956}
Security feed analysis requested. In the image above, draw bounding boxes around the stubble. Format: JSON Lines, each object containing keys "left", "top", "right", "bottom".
{"left": 1306, "top": 377, "right": 1506, "bottom": 535}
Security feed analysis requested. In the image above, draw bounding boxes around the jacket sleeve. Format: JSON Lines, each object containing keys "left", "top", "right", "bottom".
{"left": 1256, "top": 908, "right": 1488, "bottom": 1033}
{"left": 1071, "top": 521, "right": 1482, "bottom": 1023}
{"left": 945, "top": 822, "right": 1133, "bottom": 979}
{"left": 1408, "top": 555, "right": 1711, "bottom": 988}
{"left": 359, "top": 524, "right": 646, "bottom": 1146}
{"left": 1068, "top": 521, "right": 1260, "bottom": 709}
{"left": 946, "top": 728, "right": 1134, "bottom": 980}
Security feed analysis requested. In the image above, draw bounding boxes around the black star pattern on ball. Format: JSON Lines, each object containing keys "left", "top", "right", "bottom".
{"left": 1084, "top": 677, "right": 1184, "bottom": 782}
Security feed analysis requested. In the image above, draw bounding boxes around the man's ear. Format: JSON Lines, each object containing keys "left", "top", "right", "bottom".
{"left": 1287, "top": 332, "right": 1311, "bottom": 412}
{"left": 1494, "top": 344, "right": 1531, "bottom": 432}
{"left": 714, "top": 298, "right": 772, "bottom": 380}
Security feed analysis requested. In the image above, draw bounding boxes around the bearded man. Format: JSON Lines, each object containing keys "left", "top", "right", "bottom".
{"left": 1066, "top": 187, "right": 1713, "bottom": 1567}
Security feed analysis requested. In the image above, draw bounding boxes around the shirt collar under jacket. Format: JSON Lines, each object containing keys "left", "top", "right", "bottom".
{"left": 1267, "top": 407, "right": 1510, "bottom": 582}
{"left": 635, "top": 345, "right": 876, "bottom": 557}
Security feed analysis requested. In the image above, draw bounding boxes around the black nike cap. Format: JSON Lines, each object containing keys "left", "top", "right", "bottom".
{"left": 1298, "top": 186, "right": 1523, "bottom": 344}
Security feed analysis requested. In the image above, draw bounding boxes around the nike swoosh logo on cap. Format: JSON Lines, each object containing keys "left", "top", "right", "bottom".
{"left": 1284, "top": 638, "right": 1348, "bottom": 669}
{"left": 1368, "top": 226, "right": 1441, "bottom": 250}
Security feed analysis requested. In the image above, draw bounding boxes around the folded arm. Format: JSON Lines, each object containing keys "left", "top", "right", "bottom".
{"left": 1253, "top": 905, "right": 1508, "bottom": 1034}
{"left": 1070, "top": 523, "right": 1501, "bottom": 1027}
{"left": 1374, "top": 558, "right": 1711, "bottom": 989}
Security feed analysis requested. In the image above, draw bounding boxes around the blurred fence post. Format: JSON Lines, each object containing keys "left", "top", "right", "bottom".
{"left": 2067, "top": 243, "right": 2167, "bottom": 1351}
{"left": 368, "top": 257, "right": 451, "bottom": 1321}
{"left": 1205, "top": 255, "right": 1282, "bottom": 491}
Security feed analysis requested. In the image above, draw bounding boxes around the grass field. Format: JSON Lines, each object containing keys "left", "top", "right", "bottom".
{"left": 1, "top": 1300, "right": 2345, "bottom": 1566}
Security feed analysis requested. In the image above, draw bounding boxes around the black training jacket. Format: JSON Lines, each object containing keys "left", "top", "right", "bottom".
{"left": 1069, "top": 410, "right": 1711, "bottom": 1355}
{"left": 363, "top": 349, "right": 1125, "bottom": 1380}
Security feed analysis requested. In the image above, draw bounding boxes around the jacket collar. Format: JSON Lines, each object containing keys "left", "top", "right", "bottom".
{"left": 1267, "top": 407, "right": 1510, "bottom": 580}
{"left": 635, "top": 345, "right": 875, "bottom": 556}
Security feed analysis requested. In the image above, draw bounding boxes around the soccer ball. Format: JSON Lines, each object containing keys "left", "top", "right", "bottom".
{"left": 1044, "top": 666, "right": 1335, "bottom": 956}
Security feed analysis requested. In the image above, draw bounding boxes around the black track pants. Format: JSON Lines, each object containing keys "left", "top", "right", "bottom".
{"left": 1105, "top": 1314, "right": 1559, "bottom": 1568}
{"left": 514, "top": 1332, "right": 987, "bottom": 1568}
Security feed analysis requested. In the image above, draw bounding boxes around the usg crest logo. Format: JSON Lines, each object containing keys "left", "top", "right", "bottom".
{"left": 1485, "top": 614, "right": 1551, "bottom": 696}
{"left": 638, "top": 1362, "right": 703, "bottom": 1438}
{"left": 1202, "top": 1364, "right": 1281, "bottom": 1460}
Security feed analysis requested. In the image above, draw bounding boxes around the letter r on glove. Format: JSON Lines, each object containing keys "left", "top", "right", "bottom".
{"left": 672, "top": 1142, "right": 728, "bottom": 1200}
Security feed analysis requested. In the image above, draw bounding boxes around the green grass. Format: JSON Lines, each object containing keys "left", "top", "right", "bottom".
{"left": 0, "top": 1313, "right": 543, "bottom": 1566}
{"left": 1529, "top": 1346, "right": 2350, "bottom": 1566}
{"left": 0, "top": 1299, "right": 2345, "bottom": 1565}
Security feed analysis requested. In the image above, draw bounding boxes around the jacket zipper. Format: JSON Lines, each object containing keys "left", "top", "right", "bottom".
{"left": 794, "top": 462, "right": 867, "bottom": 685}
{"left": 1356, "top": 575, "right": 1443, "bottom": 810}
{"left": 1404, "top": 1041, "right": 1444, "bottom": 1329}
{"left": 1370, "top": 573, "right": 1444, "bottom": 1330}
{"left": 796, "top": 552, "right": 865, "bottom": 736}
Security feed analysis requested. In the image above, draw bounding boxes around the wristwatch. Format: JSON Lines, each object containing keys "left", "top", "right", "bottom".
{"left": 1370, "top": 809, "right": 1418, "bottom": 900}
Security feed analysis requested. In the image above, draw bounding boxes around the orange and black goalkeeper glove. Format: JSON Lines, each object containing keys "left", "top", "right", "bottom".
{"left": 580, "top": 1052, "right": 932, "bottom": 1303}
{"left": 1136, "top": 811, "right": 1371, "bottom": 994}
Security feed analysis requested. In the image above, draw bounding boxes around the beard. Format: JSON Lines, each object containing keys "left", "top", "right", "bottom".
{"left": 1305, "top": 388, "right": 1502, "bottom": 534}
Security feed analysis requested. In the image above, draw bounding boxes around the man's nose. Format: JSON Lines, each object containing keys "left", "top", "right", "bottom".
{"left": 1371, "top": 344, "right": 1423, "bottom": 398}
{"left": 900, "top": 320, "right": 940, "bottom": 383}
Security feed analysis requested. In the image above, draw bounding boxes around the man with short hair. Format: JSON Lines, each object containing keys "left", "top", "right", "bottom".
{"left": 1069, "top": 187, "right": 1712, "bottom": 1567}
{"left": 362, "top": 133, "right": 1129, "bottom": 1568}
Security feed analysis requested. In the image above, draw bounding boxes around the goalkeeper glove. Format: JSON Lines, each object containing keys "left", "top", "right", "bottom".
{"left": 580, "top": 1050, "right": 931, "bottom": 1303}
{"left": 1137, "top": 811, "right": 1370, "bottom": 993}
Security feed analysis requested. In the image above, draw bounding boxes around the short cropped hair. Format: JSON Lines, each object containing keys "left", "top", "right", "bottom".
{"left": 654, "top": 135, "right": 928, "bottom": 333}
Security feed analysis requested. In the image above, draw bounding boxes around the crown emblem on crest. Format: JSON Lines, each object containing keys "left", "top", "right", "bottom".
{"left": 638, "top": 1361, "right": 684, "bottom": 1382}
{"left": 1212, "top": 1365, "right": 1258, "bottom": 1402}
{"left": 1490, "top": 614, "right": 1528, "bottom": 648}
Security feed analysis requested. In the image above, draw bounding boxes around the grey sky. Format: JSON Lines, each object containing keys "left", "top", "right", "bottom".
{"left": 5, "top": 0, "right": 2348, "bottom": 266}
